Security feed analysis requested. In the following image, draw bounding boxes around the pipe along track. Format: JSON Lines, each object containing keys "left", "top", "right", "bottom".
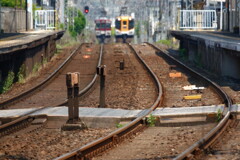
{"left": 0, "top": 43, "right": 104, "bottom": 137}
{"left": 54, "top": 43, "right": 163, "bottom": 160}
{"left": 147, "top": 43, "right": 233, "bottom": 160}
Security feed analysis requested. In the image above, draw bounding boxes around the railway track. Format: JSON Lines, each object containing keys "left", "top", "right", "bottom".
{"left": 56, "top": 42, "right": 233, "bottom": 160}
{"left": 147, "top": 43, "right": 233, "bottom": 160}
{"left": 0, "top": 43, "right": 159, "bottom": 159}
{"left": 0, "top": 43, "right": 104, "bottom": 137}
{"left": 54, "top": 43, "right": 163, "bottom": 160}
{"left": 0, "top": 42, "right": 234, "bottom": 159}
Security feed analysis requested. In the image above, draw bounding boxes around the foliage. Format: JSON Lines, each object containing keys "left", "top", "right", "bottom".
{"left": 32, "top": 63, "right": 41, "bottom": 74}
{"left": 59, "top": 23, "right": 65, "bottom": 30}
{"left": 135, "top": 22, "right": 141, "bottom": 38}
{"left": 68, "top": 10, "right": 86, "bottom": 38}
{"left": 1, "top": 71, "right": 15, "bottom": 93}
{"left": 157, "top": 39, "right": 172, "bottom": 47}
{"left": 147, "top": 114, "right": 156, "bottom": 127}
{"left": 1, "top": 0, "right": 25, "bottom": 8}
{"left": 17, "top": 64, "right": 26, "bottom": 84}
{"left": 43, "top": 58, "right": 48, "bottom": 65}
{"left": 111, "top": 27, "right": 115, "bottom": 36}
{"left": 116, "top": 123, "right": 124, "bottom": 128}
{"left": 216, "top": 109, "right": 222, "bottom": 122}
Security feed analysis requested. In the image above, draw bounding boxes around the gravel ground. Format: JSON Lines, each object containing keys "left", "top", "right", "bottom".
{"left": 202, "top": 121, "right": 240, "bottom": 160}
{"left": 94, "top": 123, "right": 217, "bottom": 160}
{"left": 157, "top": 43, "right": 240, "bottom": 104}
{"left": 0, "top": 124, "right": 114, "bottom": 160}
{"left": 79, "top": 43, "right": 157, "bottom": 110}
{"left": 132, "top": 44, "right": 222, "bottom": 107}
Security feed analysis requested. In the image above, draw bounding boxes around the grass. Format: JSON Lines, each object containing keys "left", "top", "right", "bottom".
{"left": 147, "top": 114, "right": 156, "bottom": 127}
{"left": 1, "top": 71, "right": 15, "bottom": 93}
{"left": 116, "top": 123, "right": 124, "bottom": 128}
{"left": 17, "top": 64, "right": 26, "bottom": 84}
{"left": 157, "top": 39, "right": 172, "bottom": 47}
{"left": 216, "top": 109, "right": 222, "bottom": 122}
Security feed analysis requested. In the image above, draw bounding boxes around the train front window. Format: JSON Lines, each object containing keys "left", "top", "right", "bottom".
{"left": 129, "top": 20, "right": 134, "bottom": 29}
{"left": 100, "top": 23, "right": 106, "bottom": 29}
{"left": 123, "top": 21, "right": 127, "bottom": 25}
{"left": 115, "top": 20, "right": 121, "bottom": 29}
{"left": 106, "top": 23, "right": 111, "bottom": 29}
{"left": 96, "top": 23, "right": 101, "bottom": 29}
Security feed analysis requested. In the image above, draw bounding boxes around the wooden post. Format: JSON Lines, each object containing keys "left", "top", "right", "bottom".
{"left": 97, "top": 65, "right": 106, "bottom": 108}
{"left": 66, "top": 72, "right": 80, "bottom": 123}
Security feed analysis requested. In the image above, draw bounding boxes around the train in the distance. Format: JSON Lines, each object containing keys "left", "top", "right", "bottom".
{"left": 95, "top": 17, "right": 112, "bottom": 43}
{"left": 115, "top": 15, "right": 134, "bottom": 43}
{"left": 94, "top": 7, "right": 135, "bottom": 43}
{"left": 115, "top": 7, "right": 135, "bottom": 43}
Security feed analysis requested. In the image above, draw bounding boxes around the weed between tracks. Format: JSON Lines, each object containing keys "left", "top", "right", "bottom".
{"left": 147, "top": 114, "right": 157, "bottom": 127}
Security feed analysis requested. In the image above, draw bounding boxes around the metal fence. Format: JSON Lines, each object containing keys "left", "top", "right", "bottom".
{"left": 35, "top": 10, "right": 55, "bottom": 30}
{"left": 180, "top": 10, "right": 217, "bottom": 29}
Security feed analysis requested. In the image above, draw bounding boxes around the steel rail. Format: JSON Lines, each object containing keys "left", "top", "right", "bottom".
{"left": 58, "top": 44, "right": 104, "bottom": 106}
{"left": 0, "top": 44, "right": 82, "bottom": 109}
{"left": 54, "top": 43, "right": 163, "bottom": 160}
{"left": 0, "top": 44, "right": 104, "bottom": 137}
{"left": 147, "top": 43, "right": 233, "bottom": 160}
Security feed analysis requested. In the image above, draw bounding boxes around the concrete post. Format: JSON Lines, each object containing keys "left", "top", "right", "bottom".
{"left": 97, "top": 65, "right": 106, "bottom": 108}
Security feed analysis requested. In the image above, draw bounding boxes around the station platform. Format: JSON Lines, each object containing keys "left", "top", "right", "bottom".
{"left": 0, "top": 30, "right": 64, "bottom": 54}
{"left": 170, "top": 30, "right": 240, "bottom": 80}
{"left": 171, "top": 30, "right": 240, "bottom": 52}
{"left": 1, "top": 105, "right": 239, "bottom": 127}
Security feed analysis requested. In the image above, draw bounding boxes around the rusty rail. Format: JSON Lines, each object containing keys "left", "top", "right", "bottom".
{"left": 0, "top": 44, "right": 82, "bottom": 109}
{"left": 54, "top": 43, "right": 163, "bottom": 160}
{"left": 0, "top": 116, "right": 34, "bottom": 137}
{"left": 58, "top": 44, "right": 104, "bottom": 106}
{"left": 0, "top": 44, "right": 103, "bottom": 137}
{"left": 147, "top": 43, "right": 233, "bottom": 160}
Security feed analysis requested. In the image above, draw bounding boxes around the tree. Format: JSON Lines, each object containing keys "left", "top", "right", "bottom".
{"left": 69, "top": 10, "right": 86, "bottom": 38}
{"left": 1, "top": 0, "right": 25, "bottom": 8}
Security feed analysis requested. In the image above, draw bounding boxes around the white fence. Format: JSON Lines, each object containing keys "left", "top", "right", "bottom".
{"left": 35, "top": 10, "right": 55, "bottom": 30}
{"left": 180, "top": 10, "right": 217, "bottom": 29}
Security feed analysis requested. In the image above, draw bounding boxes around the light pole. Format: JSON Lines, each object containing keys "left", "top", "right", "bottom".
{"left": 0, "top": 0, "right": 2, "bottom": 33}
{"left": 220, "top": 0, "right": 223, "bottom": 30}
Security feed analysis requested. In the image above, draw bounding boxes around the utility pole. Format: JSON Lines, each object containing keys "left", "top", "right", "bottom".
{"left": 26, "top": 0, "right": 28, "bottom": 31}
{"left": 220, "top": 0, "right": 223, "bottom": 30}
{"left": 0, "top": 0, "right": 2, "bottom": 34}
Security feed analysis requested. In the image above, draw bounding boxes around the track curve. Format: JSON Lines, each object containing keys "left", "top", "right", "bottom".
{"left": 54, "top": 43, "right": 163, "bottom": 160}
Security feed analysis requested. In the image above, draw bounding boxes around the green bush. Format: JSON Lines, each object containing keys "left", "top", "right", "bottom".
{"left": 135, "top": 22, "right": 140, "bottom": 38}
{"left": 147, "top": 114, "right": 156, "bottom": 127}
{"left": 68, "top": 10, "right": 86, "bottom": 38}
{"left": 116, "top": 123, "right": 124, "bottom": 128}
{"left": 17, "top": 64, "right": 26, "bottom": 84}
{"left": 32, "top": 63, "right": 41, "bottom": 74}
{"left": 1, "top": 71, "right": 15, "bottom": 93}
{"left": 1, "top": 0, "right": 25, "bottom": 8}
{"left": 157, "top": 39, "right": 172, "bottom": 47}
{"left": 216, "top": 109, "right": 222, "bottom": 122}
